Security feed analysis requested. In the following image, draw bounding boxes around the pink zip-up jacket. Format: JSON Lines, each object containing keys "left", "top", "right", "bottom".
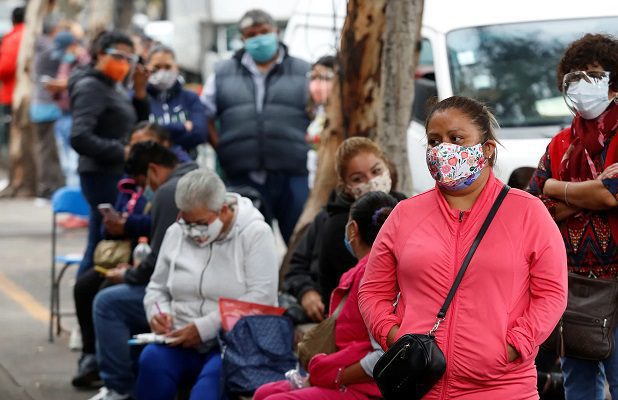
{"left": 358, "top": 172, "right": 567, "bottom": 399}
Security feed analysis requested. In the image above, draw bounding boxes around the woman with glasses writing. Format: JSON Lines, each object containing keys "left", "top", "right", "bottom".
{"left": 69, "top": 31, "right": 149, "bottom": 279}
{"left": 528, "top": 33, "right": 618, "bottom": 399}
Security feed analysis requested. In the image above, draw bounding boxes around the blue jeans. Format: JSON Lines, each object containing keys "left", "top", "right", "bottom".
{"left": 54, "top": 114, "right": 79, "bottom": 187}
{"left": 227, "top": 172, "right": 308, "bottom": 244}
{"left": 78, "top": 172, "right": 121, "bottom": 277}
{"left": 561, "top": 326, "right": 618, "bottom": 399}
{"left": 93, "top": 284, "right": 149, "bottom": 396}
{"left": 136, "top": 345, "right": 224, "bottom": 400}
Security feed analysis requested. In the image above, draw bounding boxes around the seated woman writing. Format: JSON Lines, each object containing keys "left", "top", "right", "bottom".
{"left": 135, "top": 169, "right": 279, "bottom": 400}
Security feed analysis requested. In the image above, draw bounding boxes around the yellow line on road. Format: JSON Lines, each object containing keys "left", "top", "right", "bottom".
{"left": 0, "top": 271, "right": 48, "bottom": 324}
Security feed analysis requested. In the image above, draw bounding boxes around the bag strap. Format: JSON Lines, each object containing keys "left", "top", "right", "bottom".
{"left": 429, "top": 185, "right": 510, "bottom": 335}
{"left": 331, "top": 291, "right": 349, "bottom": 319}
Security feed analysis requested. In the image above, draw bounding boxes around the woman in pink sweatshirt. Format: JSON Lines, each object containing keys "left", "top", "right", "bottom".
{"left": 255, "top": 191, "right": 400, "bottom": 399}
{"left": 358, "top": 96, "right": 568, "bottom": 399}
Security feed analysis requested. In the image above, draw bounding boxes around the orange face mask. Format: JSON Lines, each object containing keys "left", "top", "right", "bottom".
{"left": 102, "top": 58, "right": 130, "bottom": 82}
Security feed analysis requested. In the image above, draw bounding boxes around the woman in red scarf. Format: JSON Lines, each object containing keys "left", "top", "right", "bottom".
{"left": 528, "top": 33, "right": 618, "bottom": 399}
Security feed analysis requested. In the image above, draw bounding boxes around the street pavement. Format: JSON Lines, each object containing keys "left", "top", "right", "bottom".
{"left": 0, "top": 196, "right": 92, "bottom": 400}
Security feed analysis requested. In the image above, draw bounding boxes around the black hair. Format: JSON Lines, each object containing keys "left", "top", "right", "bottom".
{"left": 507, "top": 166, "right": 535, "bottom": 190}
{"left": 147, "top": 44, "right": 175, "bottom": 62}
{"left": 125, "top": 141, "right": 177, "bottom": 177}
{"left": 90, "top": 30, "right": 134, "bottom": 62}
{"left": 11, "top": 6, "right": 25, "bottom": 25}
{"left": 313, "top": 55, "right": 337, "bottom": 70}
{"left": 350, "top": 191, "right": 399, "bottom": 246}
{"left": 131, "top": 122, "right": 171, "bottom": 143}
{"left": 557, "top": 33, "right": 618, "bottom": 92}
{"left": 425, "top": 96, "right": 500, "bottom": 166}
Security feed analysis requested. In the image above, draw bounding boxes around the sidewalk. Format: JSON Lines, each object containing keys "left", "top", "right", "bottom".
{"left": 0, "top": 195, "right": 91, "bottom": 400}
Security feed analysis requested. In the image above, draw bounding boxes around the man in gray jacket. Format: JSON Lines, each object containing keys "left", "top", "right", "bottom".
{"left": 86, "top": 142, "right": 197, "bottom": 400}
{"left": 201, "top": 9, "right": 310, "bottom": 244}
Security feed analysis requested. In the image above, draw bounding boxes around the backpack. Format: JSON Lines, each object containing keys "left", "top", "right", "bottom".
{"left": 219, "top": 315, "right": 296, "bottom": 396}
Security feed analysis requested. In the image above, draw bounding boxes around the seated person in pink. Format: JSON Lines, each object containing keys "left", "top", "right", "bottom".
{"left": 254, "top": 191, "right": 400, "bottom": 399}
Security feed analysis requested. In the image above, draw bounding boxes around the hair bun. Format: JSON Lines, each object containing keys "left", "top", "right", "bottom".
{"left": 371, "top": 206, "right": 393, "bottom": 226}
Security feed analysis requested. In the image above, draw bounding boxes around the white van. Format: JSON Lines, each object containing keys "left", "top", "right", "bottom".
{"left": 284, "top": 0, "right": 618, "bottom": 194}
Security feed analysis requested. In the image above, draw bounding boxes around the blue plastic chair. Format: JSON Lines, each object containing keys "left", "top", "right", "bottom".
{"left": 49, "top": 186, "right": 89, "bottom": 342}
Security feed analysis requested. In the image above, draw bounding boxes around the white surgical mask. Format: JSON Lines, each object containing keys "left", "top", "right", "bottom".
{"left": 179, "top": 217, "right": 223, "bottom": 247}
{"left": 564, "top": 71, "right": 613, "bottom": 120}
{"left": 148, "top": 70, "right": 178, "bottom": 92}
{"left": 348, "top": 170, "right": 392, "bottom": 200}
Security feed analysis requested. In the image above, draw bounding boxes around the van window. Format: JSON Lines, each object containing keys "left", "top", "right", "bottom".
{"left": 447, "top": 17, "right": 618, "bottom": 128}
{"left": 412, "top": 39, "right": 437, "bottom": 122}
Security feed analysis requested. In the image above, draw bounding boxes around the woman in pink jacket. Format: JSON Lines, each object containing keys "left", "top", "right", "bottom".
{"left": 358, "top": 96, "right": 568, "bottom": 399}
{"left": 255, "top": 191, "right": 400, "bottom": 399}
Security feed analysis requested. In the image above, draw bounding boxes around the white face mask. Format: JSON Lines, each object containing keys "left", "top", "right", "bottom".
{"left": 348, "top": 170, "right": 392, "bottom": 200}
{"left": 148, "top": 69, "right": 178, "bottom": 91}
{"left": 564, "top": 73, "right": 612, "bottom": 120}
{"left": 179, "top": 217, "right": 223, "bottom": 248}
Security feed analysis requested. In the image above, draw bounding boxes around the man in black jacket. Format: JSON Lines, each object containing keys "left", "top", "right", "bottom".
{"left": 83, "top": 142, "right": 197, "bottom": 399}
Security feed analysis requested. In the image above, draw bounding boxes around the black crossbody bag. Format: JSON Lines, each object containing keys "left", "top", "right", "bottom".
{"left": 373, "top": 185, "right": 510, "bottom": 400}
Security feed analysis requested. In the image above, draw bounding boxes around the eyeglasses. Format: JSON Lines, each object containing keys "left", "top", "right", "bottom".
{"left": 307, "top": 72, "right": 335, "bottom": 81}
{"left": 563, "top": 70, "right": 610, "bottom": 90}
{"left": 105, "top": 48, "right": 138, "bottom": 64}
{"left": 177, "top": 218, "right": 209, "bottom": 230}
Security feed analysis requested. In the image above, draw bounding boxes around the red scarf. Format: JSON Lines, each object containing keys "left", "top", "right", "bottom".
{"left": 559, "top": 102, "right": 618, "bottom": 182}
{"left": 551, "top": 102, "right": 618, "bottom": 241}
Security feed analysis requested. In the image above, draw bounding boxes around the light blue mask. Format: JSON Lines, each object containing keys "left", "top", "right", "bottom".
{"left": 62, "top": 53, "right": 76, "bottom": 64}
{"left": 143, "top": 186, "right": 155, "bottom": 202}
{"left": 343, "top": 222, "right": 356, "bottom": 258}
{"left": 245, "top": 32, "right": 278, "bottom": 64}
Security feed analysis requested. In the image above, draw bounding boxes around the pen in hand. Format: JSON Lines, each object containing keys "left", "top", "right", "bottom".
{"left": 151, "top": 301, "right": 172, "bottom": 334}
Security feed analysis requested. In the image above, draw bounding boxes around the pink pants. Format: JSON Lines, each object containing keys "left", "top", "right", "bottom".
{"left": 254, "top": 380, "right": 370, "bottom": 400}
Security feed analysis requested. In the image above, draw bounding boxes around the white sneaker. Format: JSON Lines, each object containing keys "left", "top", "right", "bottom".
{"left": 69, "top": 326, "right": 82, "bottom": 351}
{"left": 88, "top": 387, "right": 131, "bottom": 400}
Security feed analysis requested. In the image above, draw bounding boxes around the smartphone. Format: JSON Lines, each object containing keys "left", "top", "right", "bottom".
{"left": 97, "top": 203, "right": 118, "bottom": 218}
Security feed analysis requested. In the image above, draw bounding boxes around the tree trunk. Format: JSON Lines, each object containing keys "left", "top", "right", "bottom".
{"left": 280, "top": 0, "right": 387, "bottom": 283}
{"left": 84, "top": 0, "right": 114, "bottom": 35}
{"left": 280, "top": 0, "right": 423, "bottom": 283}
{"left": 374, "top": 0, "right": 423, "bottom": 196}
{"left": 114, "top": 0, "right": 135, "bottom": 32}
{"left": 1, "top": 0, "right": 53, "bottom": 198}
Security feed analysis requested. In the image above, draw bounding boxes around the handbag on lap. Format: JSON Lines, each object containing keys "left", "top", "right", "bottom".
{"left": 297, "top": 292, "right": 349, "bottom": 370}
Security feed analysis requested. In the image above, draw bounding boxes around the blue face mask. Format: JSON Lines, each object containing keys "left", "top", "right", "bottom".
{"left": 62, "top": 52, "right": 76, "bottom": 64}
{"left": 343, "top": 222, "right": 356, "bottom": 258}
{"left": 143, "top": 186, "right": 155, "bottom": 202}
{"left": 244, "top": 32, "right": 279, "bottom": 64}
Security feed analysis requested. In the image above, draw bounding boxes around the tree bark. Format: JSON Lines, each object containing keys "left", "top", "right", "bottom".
{"left": 84, "top": 0, "right": 114, "bottom": 35}
{"left": 1, "top": 0, "right": 53, "bottom": 198}
{"left": 374, "top": 0, "right": 423, "bottom": 196}
{"left": 280, "top": 0, "right": 423, "bottom": 283}
{"left": 280, "top": 0, "right": 388, "bottom": 283}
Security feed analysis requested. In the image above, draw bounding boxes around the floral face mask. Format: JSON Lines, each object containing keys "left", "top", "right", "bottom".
{"left": 348, "top": 170, "right": 392, "bottom": 199}
{"left": 426, "top": 142, "right": 487, "bottom": 191}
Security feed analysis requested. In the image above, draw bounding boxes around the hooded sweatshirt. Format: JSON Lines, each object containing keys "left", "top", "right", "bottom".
{"left": 144, "top": 193, "right": 279, "bottom": 343}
